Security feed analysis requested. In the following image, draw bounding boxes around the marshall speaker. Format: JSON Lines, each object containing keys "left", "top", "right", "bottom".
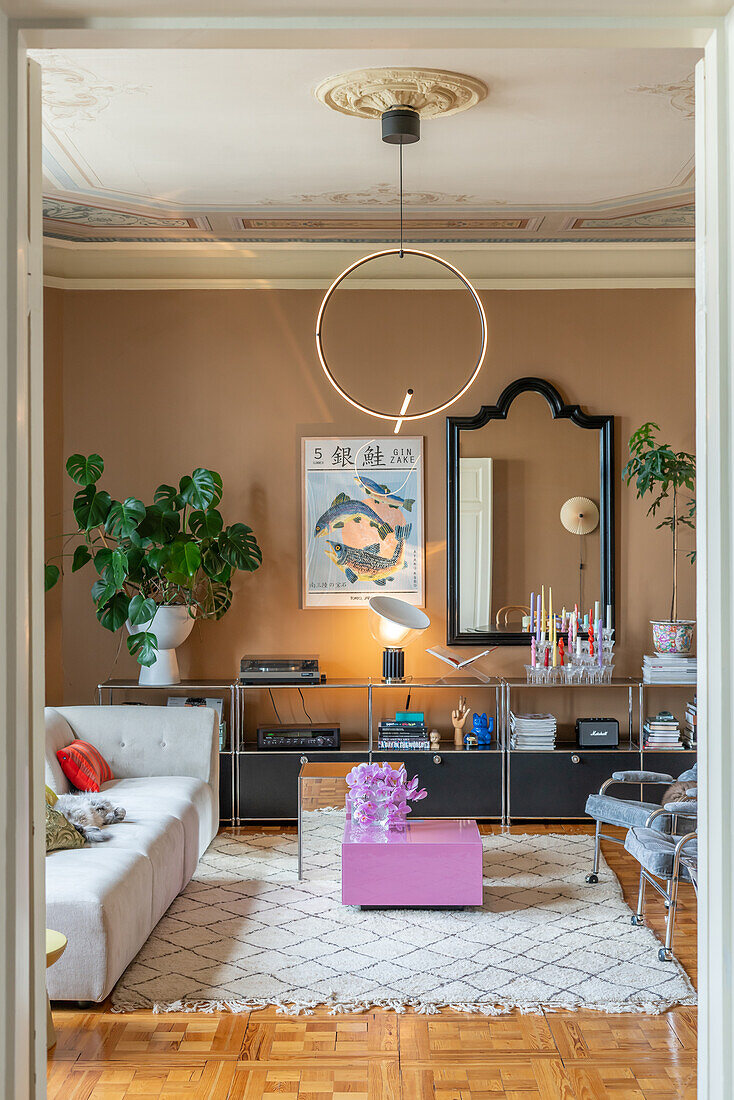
{"left": 575, "top": 718, "right": 619, "bottom": 748}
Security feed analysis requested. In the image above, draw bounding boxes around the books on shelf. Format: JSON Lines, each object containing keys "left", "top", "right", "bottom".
{"left": 509, "top": 712, "right": 557, "bottom": 751}
{"left": 377, "top": 720, "right": 430, "bottom": 751}
{"left": 642, "top": 654, "right": 697, "bottom": 684}
{"left": 683, "top": 696, "right": 697, "bottom": 748}
{"left": 643, "top": 710, "right": 683, "bottom": 750}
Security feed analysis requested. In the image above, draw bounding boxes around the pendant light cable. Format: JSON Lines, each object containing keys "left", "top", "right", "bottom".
{"left": 399, "top": 142, "right": 404, "bottom": 258}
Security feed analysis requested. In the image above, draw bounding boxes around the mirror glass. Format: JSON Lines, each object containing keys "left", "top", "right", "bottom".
{"left": 454, "top": 386, "right": 607, "bottom": 639}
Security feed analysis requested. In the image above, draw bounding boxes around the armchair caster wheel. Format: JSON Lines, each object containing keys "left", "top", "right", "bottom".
{"left": 585, "top": 873, "right": 599, "bottom": 884}
{"left": 631, "top": 915, "right": 644, "bottom": 926}
{"left": 658, "top": 948, "right": 673, "bottom": 962}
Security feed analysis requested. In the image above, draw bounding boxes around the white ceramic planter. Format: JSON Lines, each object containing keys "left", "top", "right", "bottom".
{"left": 126, "top": 604, "right": 195, "bottom": 685}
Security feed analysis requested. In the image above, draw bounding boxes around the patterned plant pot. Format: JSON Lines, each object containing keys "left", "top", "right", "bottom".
{"left": 650, "top": 620, "right": 696, "bottom": 655}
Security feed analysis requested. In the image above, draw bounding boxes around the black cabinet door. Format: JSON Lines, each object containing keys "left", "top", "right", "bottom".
{"left": 219, "top": 753, "right": 234, "bottom": 823}
{"left": 238, "top": 752, "right": 369, "bottom": 820}
{"left": 372, "top": 750, "right": 502, "bottom": 818}
{"left": 509, "top": 750, "right": 641, "bottom": 819}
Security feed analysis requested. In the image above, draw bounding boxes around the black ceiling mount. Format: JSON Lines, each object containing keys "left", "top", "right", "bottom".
{"left": 381, "top": 105, "right": 421, "bottom": 145}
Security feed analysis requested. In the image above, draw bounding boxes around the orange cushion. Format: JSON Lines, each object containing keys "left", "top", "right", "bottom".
{"left": 56, "top": 740, "right": 113, "bottom": 792}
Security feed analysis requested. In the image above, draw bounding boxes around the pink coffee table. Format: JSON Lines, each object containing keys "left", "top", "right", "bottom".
{"left": 341, "top": 817, "right": 483, "bottom": 907}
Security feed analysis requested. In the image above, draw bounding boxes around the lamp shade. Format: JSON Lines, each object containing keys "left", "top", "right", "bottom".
{"left": 560, "top": 496, "right": 599, "bottom": 536}
{"left": 368, "top": 596, "right": 430, "bottom": 649}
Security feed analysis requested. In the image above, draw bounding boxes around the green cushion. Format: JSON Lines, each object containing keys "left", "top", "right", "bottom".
{"left": 45, "top": 802, "right": 85, "bottom": 852}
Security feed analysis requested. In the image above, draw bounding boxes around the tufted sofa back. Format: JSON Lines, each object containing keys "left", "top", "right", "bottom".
{"left": 44, "top": 705, "right": 218, "bottom": 793}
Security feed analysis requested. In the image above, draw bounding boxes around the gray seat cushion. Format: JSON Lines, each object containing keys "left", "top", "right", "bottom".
{"left": 585, "top": 794, "right": 671, "bottom": 832}
{"left": 624, "top": 827, "right": 696, "bottom": 882}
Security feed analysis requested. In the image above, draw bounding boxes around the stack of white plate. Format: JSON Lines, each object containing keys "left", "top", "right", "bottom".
{"left": 510, "top": 712, "right": 557, "bottom": 751}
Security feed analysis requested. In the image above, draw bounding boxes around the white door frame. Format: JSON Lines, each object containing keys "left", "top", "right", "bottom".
{"left": 2, "top": 10, "right": 732, "bottom": 1097}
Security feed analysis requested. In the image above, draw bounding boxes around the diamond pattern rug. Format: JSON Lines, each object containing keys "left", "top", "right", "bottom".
{"left": 111, "top": 817, "right": 696, "bottom": 1015}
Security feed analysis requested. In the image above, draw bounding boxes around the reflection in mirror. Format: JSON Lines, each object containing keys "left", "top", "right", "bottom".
{"left": 447, "top": 379, "right": 614, "bottom": 646}
{"left": 459, "top": 391, "right": 601, "bottom": 633}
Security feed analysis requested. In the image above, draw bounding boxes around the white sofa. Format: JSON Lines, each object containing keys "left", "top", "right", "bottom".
{"left": 44, "top": 705, "right": 219, "bottom": 1003}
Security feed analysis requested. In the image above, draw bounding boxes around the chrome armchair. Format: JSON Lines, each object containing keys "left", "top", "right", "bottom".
{"left": 584, "top": 763, "right": 697, "bottom": 884}
{"left": 625, "top": 793, "right": 698, "bottom": 962}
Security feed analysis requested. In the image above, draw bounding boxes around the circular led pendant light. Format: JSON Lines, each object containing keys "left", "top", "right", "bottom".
{"left": 314, "top": 70, "right": 489, "bottom": 433}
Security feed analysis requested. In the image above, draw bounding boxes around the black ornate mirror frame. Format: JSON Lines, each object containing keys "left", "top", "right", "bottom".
{"left": 446, "top": 377, "right": 615, "bottom": 646}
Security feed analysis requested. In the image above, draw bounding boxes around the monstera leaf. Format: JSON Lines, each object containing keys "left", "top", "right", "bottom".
{"left": 189, "top": 508, "right": 223, "bottom": 539}
{"left": 137, "top": 504, "right": 180, "bottom": 545}
{"left": 105, "top": 497, "right": 145, "bottom": 539}
{"left": 219, "top": 524, "right": 262, "bottom": 572}
{"left": 96, "top": 592, "right": 130, "bottom": 632}
{"left": 71, "top": 545, "right": 92, "bottom": 572}
{"left": 45, "top": 564, "right": 60, "bottom": 591}
{"left": 178, "top": 468, "right": 222, "bottom": 510}
{"left": 73, "top": 486, "right": 112, "bottom": 531}
{"left": 127, "top": 593, "right": 157, "bottom": 628}
{"left": 153, "top": 483, "right": 181, "bottom": 509}
{"left": 127, "top": 631, "right": 158, "bottom": 667}
{"left": 169, "top": 538, "right": 202, "bottom": 577}
{"left": 66, "top": 453, "right": 103, "bottom": 486}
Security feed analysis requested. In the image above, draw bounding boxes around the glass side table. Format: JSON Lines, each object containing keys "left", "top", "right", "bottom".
{"left": 297, "top": 760, "right": 404, "bottom": 880}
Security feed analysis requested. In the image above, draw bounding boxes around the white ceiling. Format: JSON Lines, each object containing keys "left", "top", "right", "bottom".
{"left": 37, "top": 47, "right": 695, "bottom": 215}
{"left": 8, "top": 0, "right": 732, "bottom": 16}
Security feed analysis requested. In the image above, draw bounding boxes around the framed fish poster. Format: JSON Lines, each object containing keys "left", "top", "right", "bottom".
{"left": 302, "top": 437, "right": 424, "bottom": 608}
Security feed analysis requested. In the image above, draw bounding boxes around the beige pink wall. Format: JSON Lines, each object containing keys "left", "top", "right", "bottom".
{"left": 43, "top": 287, "right": 695, "bottom": 729}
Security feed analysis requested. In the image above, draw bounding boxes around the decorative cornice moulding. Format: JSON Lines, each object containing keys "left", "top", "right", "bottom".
{"left": 313, "top": 67, "right": 488, "bottom": 120}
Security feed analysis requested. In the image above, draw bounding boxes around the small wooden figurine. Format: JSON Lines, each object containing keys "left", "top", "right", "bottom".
{"left": 451, "top": 696, "right": 470, "bottom": 749}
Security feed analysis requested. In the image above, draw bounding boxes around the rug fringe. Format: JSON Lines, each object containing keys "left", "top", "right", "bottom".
{"left": 111, "top": 992, "right": 697, "bottom": 1017}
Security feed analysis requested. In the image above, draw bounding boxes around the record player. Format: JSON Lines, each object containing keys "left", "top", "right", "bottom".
{"left": 239, "top": 656, "right": 322, "bottom": 685}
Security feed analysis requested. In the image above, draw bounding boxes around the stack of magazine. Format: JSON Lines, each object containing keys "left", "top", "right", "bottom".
{"left": 683, "top": 697, "right": 697, "bottom": 749}
{"left": 509, "top": 712, "right": 557, "bottom": 751}
{"left": 642, "top": 710, "right": 683, "bottom": 750}
{"left": 378, "top": 715, "right": 430, "bottom": 751}
{"left": 642, "top": 654, "right": 697, "bottom": 685}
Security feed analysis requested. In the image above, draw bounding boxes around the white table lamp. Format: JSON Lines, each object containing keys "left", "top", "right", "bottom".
{"left": 368, "top": 596, "right": 430, "bottom": 682}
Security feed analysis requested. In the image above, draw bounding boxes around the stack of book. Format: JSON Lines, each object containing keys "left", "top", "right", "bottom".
{"left": 683, "top": 697, "right": 697, "bottom": 749}
{"left": 509, "top": 713, "right": 557, "bottom": 751}
{"left": 642, "top": 654, "right": 697, "bottom": 685}
{"left": 378, "top": 715, "right": 430, "bottom": 751}
{"left": 642, "top": 710, "right": 683, "bottom": 750}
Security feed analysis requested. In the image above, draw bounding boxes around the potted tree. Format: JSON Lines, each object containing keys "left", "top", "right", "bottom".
{"left": 45, "top": 454, "right": 262, "bottom": 684}
{"left": 622, "top": 423, "right": 696, "bottom": 655}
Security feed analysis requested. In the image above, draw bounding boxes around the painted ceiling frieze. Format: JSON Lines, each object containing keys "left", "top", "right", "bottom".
{"left": 43, "top": 197, "right": 209, "bottom": 230}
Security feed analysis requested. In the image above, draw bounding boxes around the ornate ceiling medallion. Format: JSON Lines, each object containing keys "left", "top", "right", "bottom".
{"left": 314, "top": 67, "right": 488, "bottom": 120}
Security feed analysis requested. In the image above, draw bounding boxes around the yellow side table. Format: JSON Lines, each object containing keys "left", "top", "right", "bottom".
{"left": 45, "top": 929, "right": 67, "bottom": 1050}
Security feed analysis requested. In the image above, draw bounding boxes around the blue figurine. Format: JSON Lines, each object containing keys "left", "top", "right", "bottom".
{"left": 469, "top": 712, "right": 494, "bottom": 747}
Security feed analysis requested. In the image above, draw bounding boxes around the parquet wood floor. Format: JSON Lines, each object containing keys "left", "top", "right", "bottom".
{"left": 47, "top": 824, "right": 698, "bottom": 1099}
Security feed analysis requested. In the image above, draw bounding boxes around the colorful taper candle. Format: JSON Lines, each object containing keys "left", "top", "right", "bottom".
{"left": 530, "top": 592, "right": 535, "bottom": 633}
{"left": 531, "top": 636, "right": 536, "bottom": 668}
{"left": 558, "top": 636, "right": 565, "bottom": 666}
{"left": 606, "top": 604, "right": 612, "bottom": 632}
{"left": 541, "top": 586, "right": 546, "bottom": 633}
{"left": 598, "top": 617, "right": 603, "bottom": 668}
{"left": 536, "top": 595, "right": 541, "bottom": 643}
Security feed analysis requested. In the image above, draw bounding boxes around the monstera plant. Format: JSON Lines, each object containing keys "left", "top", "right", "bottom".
{"left": 45, "top": 454, "right": 262, "bottom": 667}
